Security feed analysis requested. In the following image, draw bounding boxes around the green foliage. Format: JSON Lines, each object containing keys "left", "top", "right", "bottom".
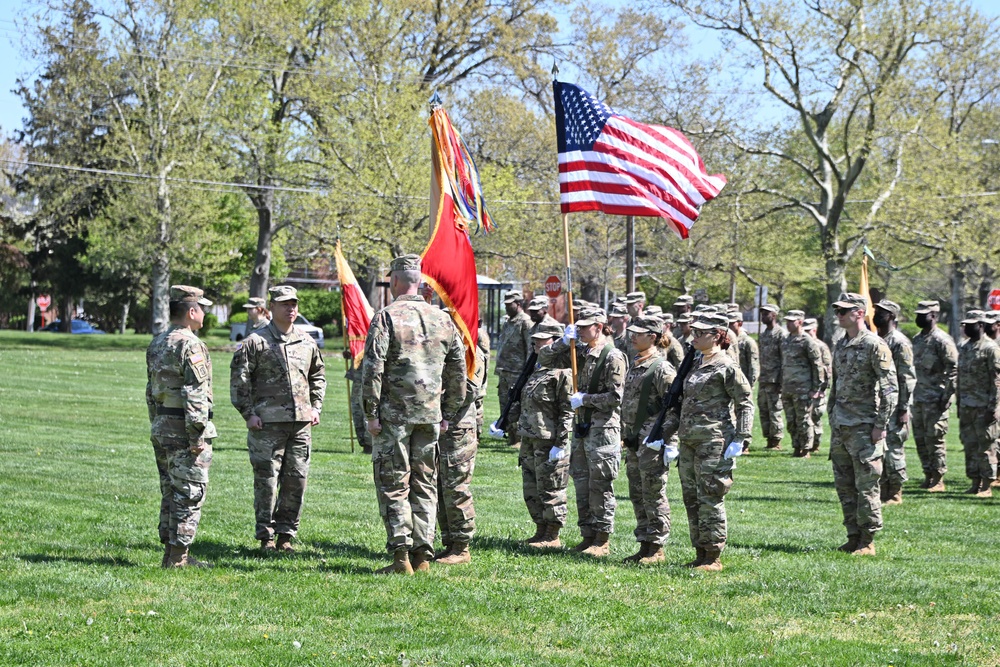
{"left": 321, "top": 323, "right": 339, "bottom": 340}
{"left": 294, "top": 289, "right": 341, "bottom": 327}
{"left": 227, "top": 311, "right": 248, "bottom": 326}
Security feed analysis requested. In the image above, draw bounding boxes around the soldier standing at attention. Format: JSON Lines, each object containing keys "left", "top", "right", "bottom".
{"left": 729, "top": 311, "right": 759, "bottom": 452}
{"left": 362, "top": 254, "right": 466, "bottom": 575}
{"left": 621, "top": 316, "right": 676, "bottom": 565}
{"left": 625, "top": 291, "right": 646, "bottom": 319}
{"left": 475, "top": 322, "right": 490, "bottom": 442}
{"left": 527, "top": 296, "right": 558, "bottom": 335}
{"left": 956, "top": 311, "right": 1000, "bottom": 498}
{"left": 758, "top": 304, "right": 787, "bottom": 450}
{"left": 230, "top": 285, "right": 326, "bottom": 552}
{"left": 658, "top": 313, "right": 753, "bottom": 572}
{"left": 517, "top": 320, "right": 572, "bottom": 549}
{"left": 672, "top": 295, "right": 694, "bottom": 338}
{"left": 804, "top": 318, "right": 832, "bottom": 454}
{"left": 146, "top": 285, "right": 216, "bottom": 568}
{"left": 658, "top": 313, "right": 686, "bottom": 370}
{"left": 781, "top": 310, "right": 823, "bottom": 458}
{"left": 873, "top": 300, "right": 916, "bottom": 505}
{"left": 609, "top": 302, "right": 631, "bottom": 361}
{"left": 496, "top": 290, "right": 532, "bottom": 449}
{"left": 242, "top": 296, "right": 271, "bottom": 331}
{"left": 538, "top": 307, "right": 627, "bottom": 558}
{"left": 911, "top": 300, "right": 958, "bottom": 492}
{"left": 676, "top": 313, "right": 695, "bottom": 346}
{"left": 434, "top": 314, "right": 490, "bottom": 565}
{"left": 828, "top": 293, "right": 897, "bottom": 556}
{"left": 344, "top": 352, "right": 371, "bottom": 454}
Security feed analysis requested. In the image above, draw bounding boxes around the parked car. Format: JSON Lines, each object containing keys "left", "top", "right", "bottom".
{"left": 230, "top": 314, "right": 325, "bottom": 348}
{"left": 42, "top": 319, "right": 106, "bottom": 334}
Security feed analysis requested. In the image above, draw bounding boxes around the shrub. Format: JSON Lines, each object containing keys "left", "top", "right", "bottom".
{"left": 228, "top": 311, "right": 248, "bottom": 325}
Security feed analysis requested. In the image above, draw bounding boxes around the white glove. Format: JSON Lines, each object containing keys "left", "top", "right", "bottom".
{"left": 569, "top": 392, "right": 585, "bottom": 409}
{"left": 549, "top": 446, "right": 567, "bottom": 461}
{"left": 562, "top": 324, "right": 578, "bottom": 344}
{"left": 724, "top": 440, "right": 745, "bottom": 460}
{"left": 488, "top": 422, "right": 506, "bottom": 438}
{"left": 663, "top": 444, "right": 680, "bottom": 464}
{"left": 645, "top": 439, "right": 664, "bottom": 452}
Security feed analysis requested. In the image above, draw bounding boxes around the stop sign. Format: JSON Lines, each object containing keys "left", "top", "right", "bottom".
{"left": 989, "top": 289, "right": 1000, "bottom": 311}
{"left": 36, "top": 294, "right": 51, "bottom": 311}
{"left": 545, "top": 275, "right": 562, "bottom": 298}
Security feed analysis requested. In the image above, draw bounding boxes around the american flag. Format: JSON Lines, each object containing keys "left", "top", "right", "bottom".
{"left": 554, "top": 81, "right": 726, "bottom": 239}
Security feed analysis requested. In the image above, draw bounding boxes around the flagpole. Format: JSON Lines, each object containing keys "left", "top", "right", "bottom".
{"left": 340, "top": 282, "right": 356, "bottom": 454}
{"left": 561, "top": 212, "right": 578, "bottom": 391}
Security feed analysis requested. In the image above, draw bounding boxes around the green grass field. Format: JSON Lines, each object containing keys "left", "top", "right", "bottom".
{"left": 1, "top": 330, "right": 998, "bottom": 666}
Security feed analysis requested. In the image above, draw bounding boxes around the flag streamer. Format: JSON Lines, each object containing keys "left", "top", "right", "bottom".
{"left": 429, "top": 107, "right": 496, "bottom": 235}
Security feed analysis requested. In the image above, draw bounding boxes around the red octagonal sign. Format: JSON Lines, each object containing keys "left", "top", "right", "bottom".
{"left": 989, "top": 289, "right": 1000, "bottom": 311}
{"left": 544, "top": 275, "right": 562, "bottom": 298}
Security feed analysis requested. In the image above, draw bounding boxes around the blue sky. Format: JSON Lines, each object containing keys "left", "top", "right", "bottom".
{"left": 1, "top": 0, "right": 998, "bottom": 137}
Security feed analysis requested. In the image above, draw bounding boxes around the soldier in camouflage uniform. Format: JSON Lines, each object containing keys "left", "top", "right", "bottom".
{"left": 517, "top": 320, "right": 573, "bottom": 549}
{"left": 828, "top": 293, "right": 898, "bottom": 556}
{"left": 230, "top": 285, "right": 326, "bottom": 552}
{"left": 434, "top": 317, "right": 489, "bottom": 565}
{"left": 804, "top": 318, "right": 832, "bottom": 453}
{"left": 956, "top": 310, "right": 1000, "bottom": 498}
{"left": 781, "top": 310, "right": 823, "bottom": 458}
{"left": 242, "top": 296, "right": 271, "bottom": 331}
{"left": 672, "top": 295, "right": 693, "bottom": 339}
{"left": 729, "top": 312, "right": 759, "bottom": 452}
{"left": 362, "top": 254, "right": 467, "bottom": 575}
{"left": 609, "top": 302, "right": 632, "bottom": 363}
{"left": 657, "top": 313, "right": 686, "bottom": 370}
{"left": 625, "top": 291, "right": 646, "bottom": 319}
{"left": 475, "top": 323, "right": 490, "bottom": 441}
{"left": 146, "top": 285, "right": 216, "bottom": 568}
{"left": 658, "top": 313, "right": 753, "bottom": 572}
{"left": 344, "top": 357, "right": 371, "bottom": 454}
{"left": 621, "top": 316, "right": 677, "bottom": 565}
{"left": 538, "top": 306, "right": 627, "bottom": 558}
{"left": 873, "top": 300, "right": 916, "bottom": 505}
{"left": 676, "top": 313, "right": 695, "bottom": 346}
{"left": 527, "top": 296, "right": 558, "bottom": 333}
{"left": 496, "top": 290, "right": 533, "bottom": 449}
{"left": 758, "top": 304, "right": 787, "bottom": 450}
{"left": 911, "top": 300, "right": 958, "bottom": 492}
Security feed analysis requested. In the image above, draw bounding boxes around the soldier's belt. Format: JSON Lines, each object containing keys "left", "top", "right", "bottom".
{"left": 156, "top": 406, "right": 214, "bottom": 419}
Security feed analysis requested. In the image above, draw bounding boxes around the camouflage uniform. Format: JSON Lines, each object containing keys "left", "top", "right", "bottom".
{"left": 880, "top": 327, "right": 916, "bottom": 489}
{"left": 662, "top": 331, "right": 754, "bottom": 554}
{"left": 436, "top": 332, "right": 489, "bottom": 548}
{"left": 781, "top": 317, "right": 823, "bottom": 456}
{"left": 146, "top": 290, "right": 216, "bottom": 549}
{"left": 517, "top": 348, "right": 574, "bottom": 529}
{"left": 622, "top": 345, "right": 676, "bottom": 546}
{"left": 912, "top": 321, "right": 958, "bottom": 481}
{"left": 735, "top": 328, "right": 760, "bottom": 388}
{"left": 827, "top": 297, "right": 897, "bottom": 545}
{"left": 758, "top": 317, "right": 787, "bottom": 447}
{"left": 345, "top": 363, "right": 370, "bottom": 451}
{"left": 475, "top": 326, "right": 490, "bottom": 440}
{"left": 230, "top": 311, "right": 326, "bottom": 542}
{"left": 362, "top": 288, "right": 467, "bottom": 559}
{"left": 540, "top": 330, "right": 627, "bottom": 538}
{"left": 808, "top": 326, "right": 833, "bottom": 452}
{"left": 957, "top": 329, "right": 1000, "bottom": 486}
{"left": 659, "top": 324, "right": 686, "bottom": 371}
{"left": 496, "top": 303, "right": 533, "bottom": 448}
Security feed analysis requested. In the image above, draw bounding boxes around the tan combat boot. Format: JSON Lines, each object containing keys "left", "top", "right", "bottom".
{"left": 992, "top": 478, "right": 1000, "bottom": 488}
{"left": 965, "top": 478, "right": 982, "bottom": 494}
{"left": 435, "top": 541, "right": 471, "bottom": 565}
{"left": 530, "top": 524, "right": 562, "bottom": 549}
{"left": 927, "top": 474, "right": 946, "bottom": 493}
{"left": 695, "top": 549, "right": 723, "bottom": 571}
{"left": 837, "top": 535, "right": 860, "bottom": 553}
{"left": 581, "top": 532, "right": 611, "bottom": 557}
{"left": 523, "top": 524, "right": 546, "bottom": 545}
{"left": 165, "top": 545, "right": 213, "bottom": 568}
{"left": 275, "top": 534, "right": 294, "bottom": 553}
{"left": 884, "top": 484, "right": 903, "bottom": 506}
{"left": 573, "top": 534, "right": 596, "bottom": 552}
{"left": 622, "top": 542, "right": 650, "bottom": 564}
{"left": 684, "top": 547, "right": 706, "bottom": 567}
{"left": 434, "top": 543, "right": 453, "bottom": 560}
{"left": 639, "top": 545, "right": 665, "bottom": 565}
{"left": 260, "top": 538, "right": 276, "bottom": 552}
{"left": 851, "top": 535, "right": 876, "bottom": 557}
{"left": 766, "top": 439, "right": 782, "bottom": 450}
{"left": 976, "top": 482, "right": 994, "bottom": 498}
{"left": 375, "top": 549, "right": 413, "bottom": 575}
{"left": 919, "top": 473, "right": 931, "bottom": 489}
{"left": 410, "top": 550, "right": 432, "bottom": 572}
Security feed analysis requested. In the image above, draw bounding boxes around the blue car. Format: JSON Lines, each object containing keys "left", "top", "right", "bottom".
{"left": 42, "top": 319, "right": 106, "bottom": 334}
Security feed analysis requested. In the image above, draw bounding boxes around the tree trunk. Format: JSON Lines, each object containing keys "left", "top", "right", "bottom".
{"left": 823, "top": 257, "right": 847, "bottom": 345}
{"left": 248, "top": 193, "right": 275, "bottom": 299}
{"left": 60, "top": 295, "right": 74, "bottom": 332}
{"left": 120, "top": 300, "right": 130, "bottom": 335}
{"left": 950, "top": 260, "right": 965, "bottom": 341}
{"left": 26, "top": 296, "right": 35, "bottom": 332}
{"left": 151, "top": 179, "right": 172, "bottom": 335}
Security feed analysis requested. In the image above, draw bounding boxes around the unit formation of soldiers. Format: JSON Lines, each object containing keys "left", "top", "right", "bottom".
{"left": 146, "top": 256, "right": 999, "bottom": 574}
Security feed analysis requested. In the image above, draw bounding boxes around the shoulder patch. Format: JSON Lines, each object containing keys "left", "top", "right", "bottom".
{"left": 190, "top": 352, "right": 205, "bottom": 365}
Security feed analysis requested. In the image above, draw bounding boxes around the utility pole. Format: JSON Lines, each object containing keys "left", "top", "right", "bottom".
{"left": 625, "top": 215, "right": 635, "bottom": 293}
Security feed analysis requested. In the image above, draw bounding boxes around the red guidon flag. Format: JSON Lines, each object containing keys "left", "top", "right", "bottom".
{"left": 334, "top": 239, "right": 374, "bottom": 368}
{"left": 554, "top": 80, "right": 726, "bottom": 239}
{"left": 421, "top": 105, "right": 494, "bottom": 377}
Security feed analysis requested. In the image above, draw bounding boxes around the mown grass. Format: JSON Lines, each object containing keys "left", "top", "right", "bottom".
{"left": 0, "top": 329, "right": 998, "bottom": 666}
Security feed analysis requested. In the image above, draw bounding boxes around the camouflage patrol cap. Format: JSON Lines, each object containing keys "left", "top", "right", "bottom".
{"left": 693, "top": 304, "right": 712, "bottom": 313}
{"left": 676, "top": 313, "right": 693, "bottom": 323}
{"left": 608, "top": 302, "right": 629, "bottom": 317}
{"left": 691, "top": 312, "right": 730, "bottom": 331}
{"left": 726, "top": 303, "right": 740, "bottom": 313}
{"left": 269, "top": 285, "right": 298, "bottom": 302}
{"left": 874, "top": 299, "right": 901, "bottom": 317}
{"left": 985, "top": 311, "right": 1000, "bottom": 323}
{"left": 832, "top": 292, "right": 868, "bottom": 311}
{"left": 676, "top": 294, "right": 694, "bottom": 305}
{"left": 169, "top": 285, "right": 212, "bottom": 307}
{"left": 625, "top": 291, "right": 646, "bottom": 304}
{"left": 627, "top": 315, "right": 664, "bottom": 335}
{"left": 914, "top": 300, "right": 940, "bottom": 314}
{"left": 504, "top": 289, "right": 524, "bottom": 304}
{"left": 645, "top": 305, "right": 664, "bottom": 316}
{"left": 531, "top": 320, "right": 564, "bottom": 340}
{"left": 961, "top": 309, "right": 989, "bottom": 325}
{"left": 389, "top": 253, "right": 422, "bottom": 273}
{"left": 526, "top": 296, "right": 548, "bottom": 311}
{"left": 803, "top": 317, "right": 818, "bottom": 330}
{"left": 572, "top": 299, "right": 587, "bottom": 310}
{"left": 242, "top": 297, "right": 267, "bottom": 309}
{"left": 660, "top": 312, "right": 675, "bottom": 324}
{"left": 728, "top": 311, "right": 743, "bottom": 323}
{"left": 575, "top": 307, "right": 607, "bottom": 327}
{"left": 759, "top": 304, "right": 779, "bottom": 314}
{"left": 783, "top": 309, "right": 806, "bottom": 321}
